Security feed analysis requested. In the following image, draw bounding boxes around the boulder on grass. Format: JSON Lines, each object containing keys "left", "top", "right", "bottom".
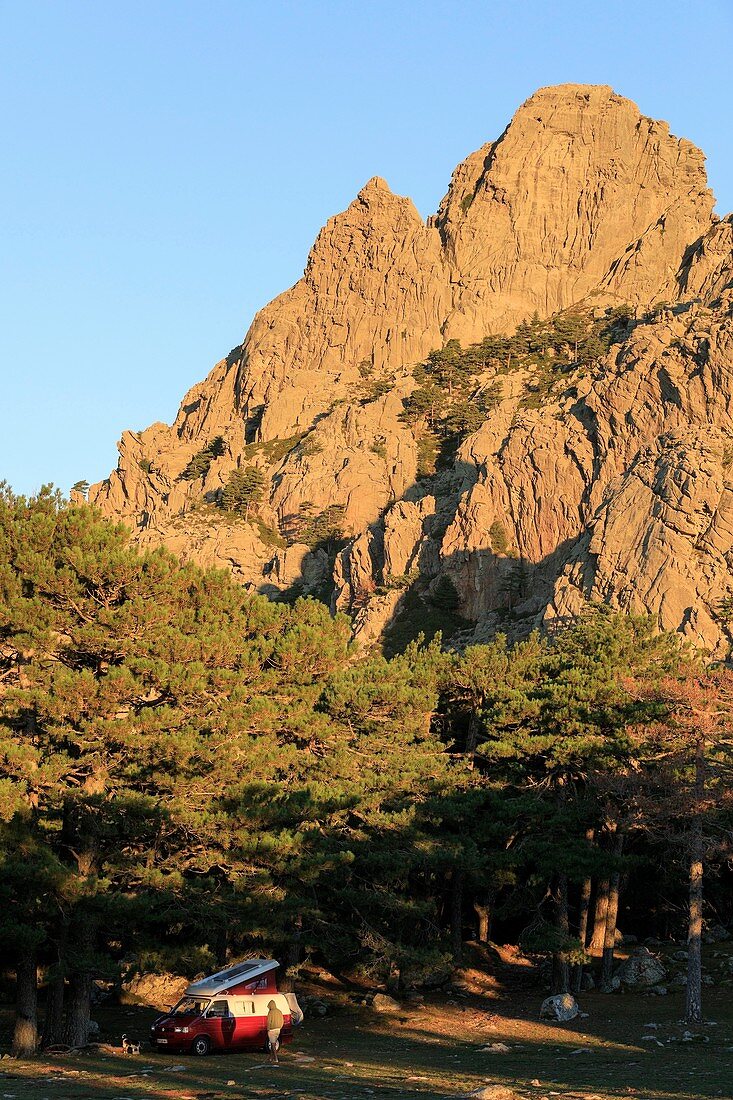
{"left": 540, "top": 993, "right": 579, "bottom": 1021}
{"left": 616, "top": 947, "right": 666, "bottom": 988}
{"left": 372, "top": 992, "right": 401, "bottom": 1013}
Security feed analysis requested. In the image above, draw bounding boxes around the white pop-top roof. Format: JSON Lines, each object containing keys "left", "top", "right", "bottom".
{"left": 185, "top": 958, "right": 279, "bottom": 998}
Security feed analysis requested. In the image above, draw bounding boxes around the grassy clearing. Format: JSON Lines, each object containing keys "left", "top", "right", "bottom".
{"left": 2, "top": 948, "right": 733, "bottom": 1100}
{"left": 3, "top": 993, "right": 732, "bottom": 1100}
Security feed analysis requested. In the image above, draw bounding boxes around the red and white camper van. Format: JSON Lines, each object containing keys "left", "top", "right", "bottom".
{"left": 149, "top": 959, "right": 303, "bottom": 1056}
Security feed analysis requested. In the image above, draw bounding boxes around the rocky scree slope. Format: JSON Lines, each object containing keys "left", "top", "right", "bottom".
{"left": 90, "top": 84, "right": 733, "bottom": 653}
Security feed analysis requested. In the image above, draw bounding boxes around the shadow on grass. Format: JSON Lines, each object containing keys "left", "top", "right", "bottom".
{"left": 3, "top": 991, "right": 733, "bottom": 1100}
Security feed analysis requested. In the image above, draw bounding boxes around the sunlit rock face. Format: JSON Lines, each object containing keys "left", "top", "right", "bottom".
{"left": 91, "top": 84, "right": 733, "bottom": 653}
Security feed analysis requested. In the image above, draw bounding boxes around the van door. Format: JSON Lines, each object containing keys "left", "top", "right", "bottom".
{"left": 205, "top": 999, "right": 235, "bottom": 1048}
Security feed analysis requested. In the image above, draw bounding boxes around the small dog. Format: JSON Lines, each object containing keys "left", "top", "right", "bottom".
{"left": 121, "top": 1034, "right": 141, "bottom": 1055}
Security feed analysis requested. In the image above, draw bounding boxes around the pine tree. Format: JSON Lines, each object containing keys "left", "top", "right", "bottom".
{"left": 0, "top": 489, "right": 354, "bottom": 1042}
{"left": 630, "top": 667, "right": 733, "bottom": 1023}
{"left": 220, "top": 466, "right": 266, "bottom": 517}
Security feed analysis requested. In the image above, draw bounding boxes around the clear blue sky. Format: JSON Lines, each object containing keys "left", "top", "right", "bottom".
{"left": 2, "top": 0, "right": 732, "bottom": 496}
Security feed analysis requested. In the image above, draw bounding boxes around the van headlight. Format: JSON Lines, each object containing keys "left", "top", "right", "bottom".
{"left": 174, "top": 1026, "right": 190, "bottom": 1034}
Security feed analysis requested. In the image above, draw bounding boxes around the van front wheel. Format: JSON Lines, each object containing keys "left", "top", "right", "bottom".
{"left": 192, "top": 1035, "right": 210, "bottom": 1056}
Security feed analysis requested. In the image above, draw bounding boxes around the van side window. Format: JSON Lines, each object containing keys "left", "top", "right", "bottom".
{"left": 207, "top": 999, "right": 229, "bottom": 1018}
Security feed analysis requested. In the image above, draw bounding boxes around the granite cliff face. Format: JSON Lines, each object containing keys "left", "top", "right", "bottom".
{"left": 90, "top": 85, "right": 733, "bottom": 654}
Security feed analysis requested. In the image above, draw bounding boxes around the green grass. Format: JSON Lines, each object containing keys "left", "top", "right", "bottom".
{"left": 3, "top": 944, "right": 733, "bottom": 1099}
{"left": 242, "top": 435, "right": 305, "bottom": 465}
{"left": 4, "top": 989, "right": 733, "bottom": 1100}
{"left": 254, "top": 520, "right": 286, "bottom": 549}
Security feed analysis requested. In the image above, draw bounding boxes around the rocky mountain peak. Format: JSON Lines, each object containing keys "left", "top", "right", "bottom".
{"left": 358, "top": 175, "right": 394, "bottom": 197}
{"left": 90, "top": 85, "right": 733, "bottom": 655}
{"left": 436, "top": 83, "right": 715, "bottom": 338}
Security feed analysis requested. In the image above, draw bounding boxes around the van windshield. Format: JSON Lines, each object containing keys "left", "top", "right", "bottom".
{"left": 170, "top": 997, "right": 210, "bottom": 1016}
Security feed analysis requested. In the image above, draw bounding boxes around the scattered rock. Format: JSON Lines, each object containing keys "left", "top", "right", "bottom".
{"left": 703, "top": 923, "right": 730, "bottom": 943}
{"left": 539, "top": 993, "right": 579, "bottom": 1022}
{"left": 617, "top": 947, "right": 667, "bottom": 988}
{"left": 480, "top": 1042, "right": 510, "bottom": 1053}
{"left": 371, "top": 993, "right": 401, "bottom": 1013}
{"left": 681, "top": 1030, "right": 709, "bottom": 1043}
{"left": 465, "top": 1087, "right": 522, "bottom": 1100}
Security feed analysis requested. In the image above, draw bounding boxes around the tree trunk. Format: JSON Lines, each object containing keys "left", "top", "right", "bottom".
{"left": 552, "top": 873, "right": 570, "bottom": 993}
{"left": 285, "top": 912, "right": 303, "bottom": 969}
{"left": 578, "top": 883, "right": 593, "bottom": 949}
{"left": 474, "top": 901, "right": 491, "bottom": 944}
{"left": 41, "top": 972, "right": 65, "bottom": 1048}
{"left": 573, "top": 828, "right": 594, "bottom": 993}
{"left": 686, "top": 852, "right": 704, "bottom": 1024}
{"left": 589, "top": 877, "right": 610, "bottom": 955}
{"left": 386, "top": 958, "right": 401, "bottom": 996}
{"left": 601, "top": 830, "right": 624, "bottom": 992}
{"left": 63, "top": 972, "right": 92, "bottom": 1048}
{"left": 685, "top": 741, "right": 706, "bottom": 1025}
{"left": 451, "top": 868, "right": 465, "bottom": 965}
{"left": 60, "top": 791, "right": 101, "bottom": 1049}
{"left": 12, "top": 944, "right": 38, "bottom": 1057}
{"left": 280, "top": 913, "right": 304, "bottom": 991}
{"left": 62, "top": 912, "right": 95, "bottom": 1048}
{"left": 40, "top": 921, "right": 68, "bottom": 1050}
{"left": 465, "top": 710, "right": 483, "bottom": 768}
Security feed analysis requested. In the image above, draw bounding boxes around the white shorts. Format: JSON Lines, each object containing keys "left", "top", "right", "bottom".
{"left": 268, "top": 1028, "right": 281, "bottom": 1050}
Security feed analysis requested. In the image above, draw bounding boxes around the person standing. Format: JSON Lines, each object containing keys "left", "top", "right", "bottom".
{"left": 266, "top": 999, "right": 284, "bottom": 1063}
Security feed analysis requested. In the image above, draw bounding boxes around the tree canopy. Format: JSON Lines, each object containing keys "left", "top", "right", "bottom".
{"left": 1, "top": 487, "right": 731, "bottom": 1052}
